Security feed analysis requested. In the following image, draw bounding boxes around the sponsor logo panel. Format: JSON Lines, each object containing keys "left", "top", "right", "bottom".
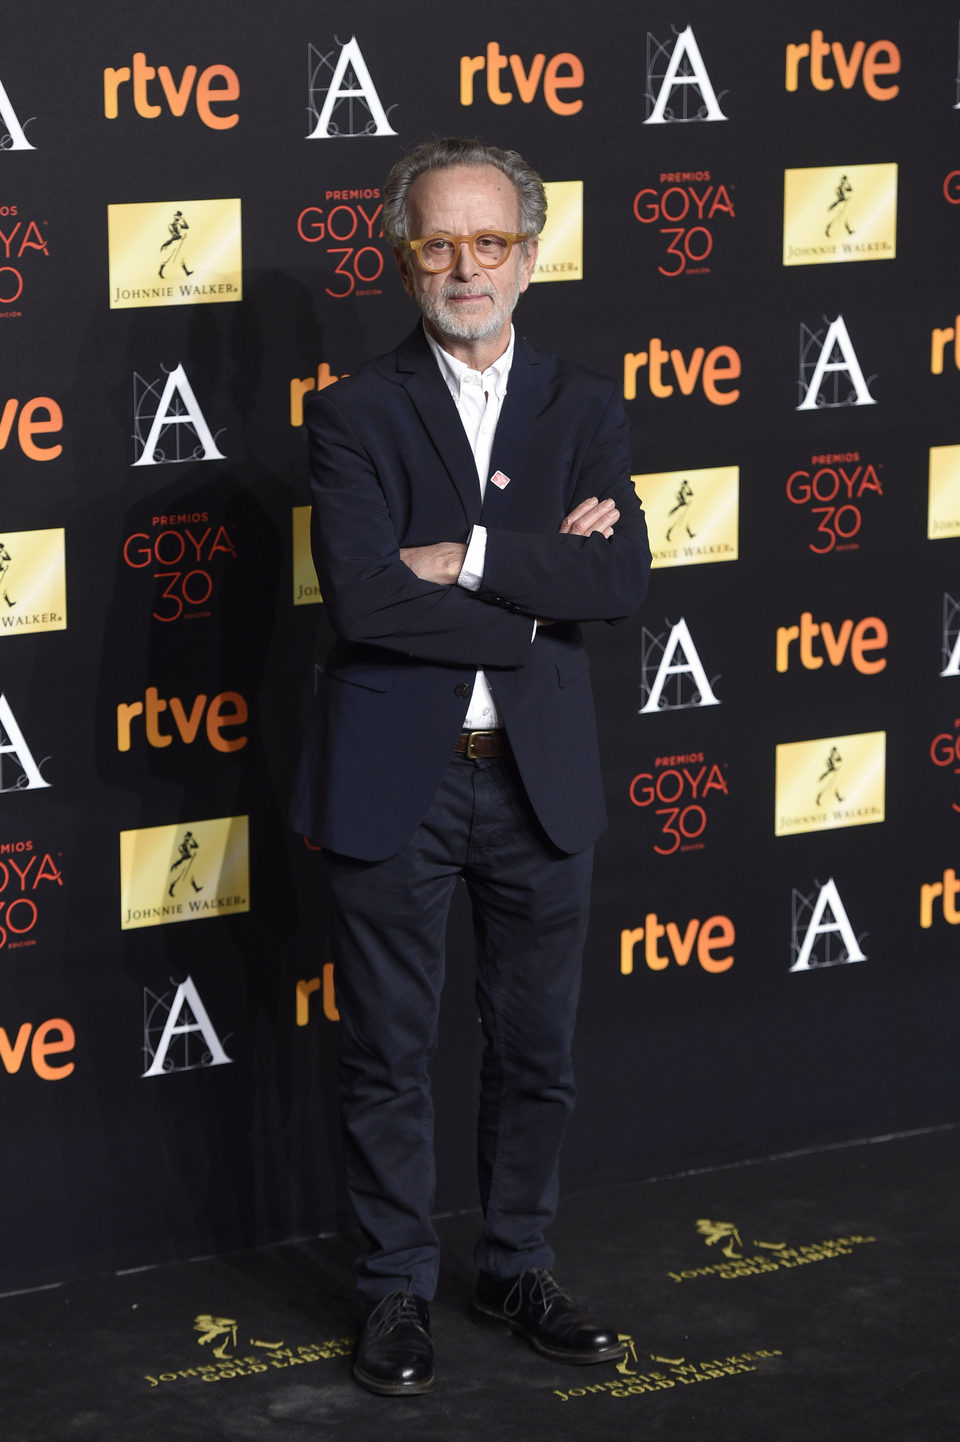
{"left": 292, "top": 506, "right": 321, "bottom": 605}
{"left": 120, "top": 815, "right": 249, "bottom": 929}
{"left": 928, "top": 445, "right": 960, "bottom": 540}
{"left": 783, "top": 163, "right": 897, "bottom": 266}
{"left": 530, "top": 181, "right": 582, "bottom": 284}
{"left": 633, "top": 466, "right": 738, "bottom": 569}
{"left": 108, "top": 199, "right": 242, "bottom": 310}
{"left": 0, "top": 528, "right": 65, "bottom": 635}
{"left": 775, "top": 731, "right": 885, "bottom": 837}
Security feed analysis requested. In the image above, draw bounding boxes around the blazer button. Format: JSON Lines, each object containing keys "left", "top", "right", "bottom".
{"left": 454, "top": 683, "right": 472, "bottom": 699}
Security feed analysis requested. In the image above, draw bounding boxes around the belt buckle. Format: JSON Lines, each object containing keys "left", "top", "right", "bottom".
{"left": 464, "top": 729, "right": 496, "bottom": 760}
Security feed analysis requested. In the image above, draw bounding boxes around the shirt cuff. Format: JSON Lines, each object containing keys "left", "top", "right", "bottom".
{"left": 457, "top": 524, "right": 486, "bottom": 592}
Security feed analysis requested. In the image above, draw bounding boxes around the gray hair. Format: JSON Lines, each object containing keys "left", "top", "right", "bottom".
{"left": 382, "top": 137, "right": 547, "bottom": 247}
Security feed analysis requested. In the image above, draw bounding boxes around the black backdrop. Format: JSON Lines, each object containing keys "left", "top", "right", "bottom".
{"left": 2, "top": 0, "right": 958, "bottom": 1293}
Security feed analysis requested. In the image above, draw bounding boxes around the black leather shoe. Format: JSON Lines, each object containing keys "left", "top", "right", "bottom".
{"left": 473, "top": 1267, "right": 625, "bottom": 1365}
{"left": 353, "top": 1291, "right": 435, "bottom": 1395}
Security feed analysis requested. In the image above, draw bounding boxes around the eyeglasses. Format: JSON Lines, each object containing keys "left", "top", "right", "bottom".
{"left": 404, "top": 230, "right": 529, "bottom": 273}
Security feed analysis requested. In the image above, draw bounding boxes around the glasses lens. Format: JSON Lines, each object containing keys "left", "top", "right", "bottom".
{"left": 472, "top": 233, "right": 510, "bottom": 267}
{"left": 419, "top": 237, "right": 457, "bottom": 271}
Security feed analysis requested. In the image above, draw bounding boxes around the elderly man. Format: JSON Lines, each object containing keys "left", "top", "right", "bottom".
{"left": 294, "top": 137, "right": 650, "bottom": 1395}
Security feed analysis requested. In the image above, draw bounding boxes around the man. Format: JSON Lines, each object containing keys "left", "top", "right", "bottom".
{"left": 293, "top": 137, "right": 650, "bottom": 1396}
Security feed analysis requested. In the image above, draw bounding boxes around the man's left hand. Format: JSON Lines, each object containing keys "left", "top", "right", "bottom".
{"left": 399, "top": 542, "right": 467, "bottom": 584}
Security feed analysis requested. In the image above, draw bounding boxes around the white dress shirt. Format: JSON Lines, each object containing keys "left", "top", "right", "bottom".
{"left": 423, "top": 325, "right": 516, "bottom": 731}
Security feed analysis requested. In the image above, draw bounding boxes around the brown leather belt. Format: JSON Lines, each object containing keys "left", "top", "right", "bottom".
{"left": 455, "top": 729, "right": 508, "bottom": 759}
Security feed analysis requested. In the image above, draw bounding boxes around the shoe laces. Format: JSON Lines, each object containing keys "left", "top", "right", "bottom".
{"left": 504, "top": 1267, "right": 571, "bottom": 1319}
{"left": 367, "top": 1291, "right": 424, "bottom": 1336}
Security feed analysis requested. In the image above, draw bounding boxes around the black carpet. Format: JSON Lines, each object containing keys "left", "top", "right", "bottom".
{"left": 3, "top": 1126, "right": 957, "bottom": 1442}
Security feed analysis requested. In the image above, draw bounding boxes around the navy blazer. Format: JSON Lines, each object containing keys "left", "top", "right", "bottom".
{"left": 292, "top": 326, "right": 650, "bottom": 860}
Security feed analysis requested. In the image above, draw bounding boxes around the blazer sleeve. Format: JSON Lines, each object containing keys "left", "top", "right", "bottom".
{"left": 478, "top": 385, "right": 651, "bottom": 622}
{"left": 306, "top": 389, "right": 535, "bottom": 668}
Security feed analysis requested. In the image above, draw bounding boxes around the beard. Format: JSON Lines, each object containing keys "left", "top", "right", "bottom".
{"left": 413, "top": 274, "right": 520, "bottom": 345}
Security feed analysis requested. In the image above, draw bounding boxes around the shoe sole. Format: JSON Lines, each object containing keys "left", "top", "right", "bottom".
{"left": 472, "top": 1300, "right": 626, "bottom": 1365}
{"left": 352, "top": 1362, "right": 436, "bottom": 1396}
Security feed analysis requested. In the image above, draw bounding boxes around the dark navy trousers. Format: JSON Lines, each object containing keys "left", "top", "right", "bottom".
{"left": 323, "top": 749, "right": 594, "bottom": 1301}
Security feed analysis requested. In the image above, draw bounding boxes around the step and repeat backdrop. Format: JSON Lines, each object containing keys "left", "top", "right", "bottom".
{"left": 2, "top": 0, "right": 958, "bottom": 1290}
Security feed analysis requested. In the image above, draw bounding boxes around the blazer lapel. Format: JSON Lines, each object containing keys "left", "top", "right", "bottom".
{"left": 481, "top": 337, "right": 548, "bottom": 525}
{"left": 397, "top": 328, "right": 482, "bottom": 524}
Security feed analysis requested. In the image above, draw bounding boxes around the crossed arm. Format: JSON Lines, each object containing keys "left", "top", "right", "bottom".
{"left": 397, "top": 496, "right": 621, "bottom": 584}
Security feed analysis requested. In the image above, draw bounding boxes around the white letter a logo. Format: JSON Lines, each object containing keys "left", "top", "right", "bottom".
{"left": 307, "top": 37, "right": 397, "bottom": 139}
{"left": 0, "top": 76, "right": 35, "bottom": 151}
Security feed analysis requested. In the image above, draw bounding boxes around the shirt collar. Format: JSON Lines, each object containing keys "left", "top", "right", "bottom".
{"left": 423, "top": 322, "right": 515, "bottom": 403}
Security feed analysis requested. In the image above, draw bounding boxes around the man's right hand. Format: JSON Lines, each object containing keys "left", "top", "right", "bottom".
{"left": 559, "top": 496, "right": 619, "bottom": 539}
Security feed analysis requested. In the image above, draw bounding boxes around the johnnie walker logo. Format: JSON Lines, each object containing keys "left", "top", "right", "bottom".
{"left": 775, "top": 731, "right": 885, "bottom": 836}
{"left": 108, "top": 198, "right": 242, "bottom": 309}
{"left": 633, "top": 466, "right": 739, "bottom": 569}
{"left": 783, "top": 163, "right": 897, "bottom": 266}
{"left": 119, "top": 815, "right": 249, "bottom": 929}
{"left": 0, "top": 529, "right": 66, "bottom": 635}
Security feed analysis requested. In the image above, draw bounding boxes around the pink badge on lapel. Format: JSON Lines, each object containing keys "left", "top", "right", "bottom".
{"left": 490, "top": 470, "right": 511, "bottom": 489}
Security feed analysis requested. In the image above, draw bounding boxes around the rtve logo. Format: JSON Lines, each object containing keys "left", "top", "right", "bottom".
{"left": 930, "top": 318, "right": 960, "bottom": 375}
{"left": 103, "top": 52, "right": 240, "bottom": 129}
{"left": 623, "top": 339, "right": 741, "bottom": 406}
{"left": 0, "top": 1018, "right": 75, "bottom": 1080}
{"left": 785, "top": 30, "right": 900, "bottom": 99}
{"left": 776, "top": 612, "right": 887, "bottom": 674}
{"left": 117, "top": 688, "right": 248, "bottom": 753}
{"left": 920, "top": 868, "right": 960, "bottom": 929}
{"left": 290, "top": 363, "right": 347, "bottom": 427}
{"left": 0, "top": 396, "right": 62, "bottom": 461}
{"left": 620, "top": 914, "right": 735, "bottom": 974}
{"left": 459, "top": 43, "right": 583, "bottom": 114}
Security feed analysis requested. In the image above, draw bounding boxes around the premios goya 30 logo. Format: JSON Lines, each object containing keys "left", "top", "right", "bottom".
{"left": 531, "top": 181, "right": 582, "bottom": 284}
{"left": 0, "top": 529, "right": 65, "bottom": 635}
{"left": 632, "top": 171, "right": 735, "bottom": 278}
{"left": 783, "top": 164, "right": 897, "bottom": 266}
{"left": 775, "top": 731, "right": 885, "bottom": 837}
{"left": 928, "top": 445, "right": 960, "bottom": 540}
{"left": 633, "top": 466, "right": 738, "bottom": 569}
{"left": 108, "top": 199, "right": 242, "bottom": 309}
{"left": 120, "top": 815, "right": 249, "bottom": 930}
